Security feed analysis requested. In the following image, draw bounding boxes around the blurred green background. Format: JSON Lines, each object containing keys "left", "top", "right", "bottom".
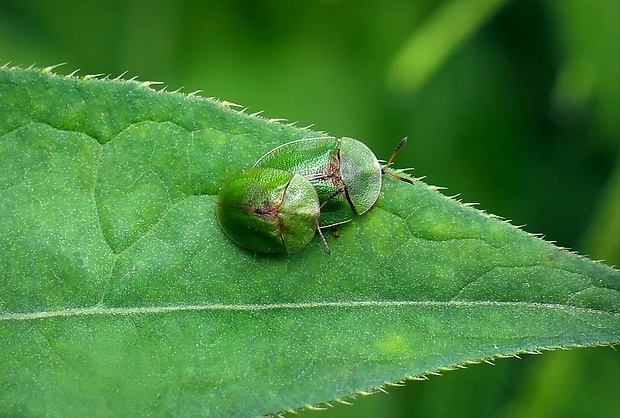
{"left": 1, "top": 0, "right": 618, "bottom": 417}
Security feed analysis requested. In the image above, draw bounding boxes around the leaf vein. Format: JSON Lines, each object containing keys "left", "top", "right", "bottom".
{"left": 2, "top": 300, "right": 617, "bottom": 322}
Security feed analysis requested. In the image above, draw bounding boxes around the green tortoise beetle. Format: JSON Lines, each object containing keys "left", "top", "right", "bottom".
{"left": 254, "top": 136, "right": 412, "bottom": 228}
{"left": 216, "top": 167, "right": 330, "bottom": 254}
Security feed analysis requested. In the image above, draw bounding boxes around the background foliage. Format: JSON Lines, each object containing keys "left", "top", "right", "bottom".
{"left": 0, "top": 1, "right": 617, "bottom": 417}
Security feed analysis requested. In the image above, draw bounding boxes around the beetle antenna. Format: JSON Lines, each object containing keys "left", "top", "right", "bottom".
{"left": 382, "top": 137, "right": 414, "bottom": 185}
{"left": 383, "top": 137, "right": 407, "bottom": 168}
{"left": 315, "top": 220, "right": 331, "bottom": 255}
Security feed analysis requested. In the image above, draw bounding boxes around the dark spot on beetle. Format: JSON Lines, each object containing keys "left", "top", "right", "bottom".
{"left": 316, "top": 149, "right": 357, "bottom": 211}
{"left": 313, "top": 150, "right": 344, "bottom": 189}
{"left": 254, "top": 202, "right": 285, "bottom": 237}
{"left": 332, "top": 227, "right": 340, "bottom": 239}
{"left": 254, "top": 204, "right": 278, "bottom": 221}
{"left": 322, "top": 150, "right": 345, "bottom": 188}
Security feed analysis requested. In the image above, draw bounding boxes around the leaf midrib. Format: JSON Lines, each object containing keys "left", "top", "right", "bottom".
{"left": 1, "top": 300, "right": 616, "bottom": 322}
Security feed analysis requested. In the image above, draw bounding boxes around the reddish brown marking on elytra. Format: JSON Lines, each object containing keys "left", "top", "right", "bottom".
{"left": 253, "top": 204, "right": 278, "bottom": 221}
{"left": 322, "top": 150, "right": 345, "bottom": 188}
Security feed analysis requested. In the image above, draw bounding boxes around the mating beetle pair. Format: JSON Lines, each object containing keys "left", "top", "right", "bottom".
{"left": 216, "top": 137, "right": 412, "bottom": 254}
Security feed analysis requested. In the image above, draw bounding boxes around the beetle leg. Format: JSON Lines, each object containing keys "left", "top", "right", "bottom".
{"left": 319, "top": 186, "right": 347, "bottom": 210}
{"left": 384, "top": 170, "right": 414, "bottom": 184}
{"left": 315, "top": 219, "right": 331, "bottom": 255}
{"left": 332, "top": 227, "right": 340, "bottom": 239}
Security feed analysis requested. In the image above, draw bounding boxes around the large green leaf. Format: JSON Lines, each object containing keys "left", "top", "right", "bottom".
{"left": 1, "top": 66, "right": 618, "bottom": 417}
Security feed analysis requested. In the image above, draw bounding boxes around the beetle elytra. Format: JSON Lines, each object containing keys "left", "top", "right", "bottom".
{"left": 216, "top": 167, "right": 330, "bottom": 254}
{"left": 254, "top": 137, "right": 412, "bottom": 228}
